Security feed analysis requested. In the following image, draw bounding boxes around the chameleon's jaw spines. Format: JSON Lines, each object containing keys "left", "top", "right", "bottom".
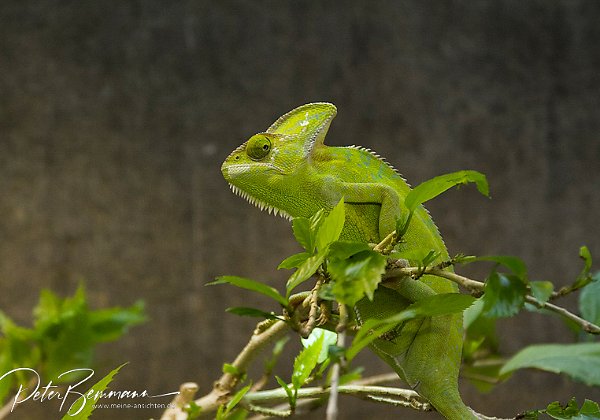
{"left": 228, "top": 184, "right": 293, "bottom": 221}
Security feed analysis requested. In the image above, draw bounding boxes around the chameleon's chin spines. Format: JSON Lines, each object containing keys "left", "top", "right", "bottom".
{"left": 227, "top": 183, "right": 293, "bottom": 221}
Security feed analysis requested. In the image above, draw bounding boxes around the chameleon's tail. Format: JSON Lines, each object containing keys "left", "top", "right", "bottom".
{"left": 418, "top": 383, "right": 477, "bottom": 420}
{"left": 399, "top": 313, "right": 478, "bottom": 420}
{"left": 357, "top": 287, "right": 477, "bottom": 420}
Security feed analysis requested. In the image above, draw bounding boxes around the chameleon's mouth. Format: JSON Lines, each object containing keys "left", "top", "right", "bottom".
{"left": 227, "top": 183, "right": 293, "bottom": 221}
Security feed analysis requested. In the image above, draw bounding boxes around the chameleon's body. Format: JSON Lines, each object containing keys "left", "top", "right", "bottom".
{"left": 222, "top": 103, "right": 475, "bottom": 419}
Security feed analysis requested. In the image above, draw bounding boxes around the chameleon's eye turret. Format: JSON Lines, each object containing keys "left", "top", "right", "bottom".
{"left": 246, "top": 134, "right": 272, "bottom": 160}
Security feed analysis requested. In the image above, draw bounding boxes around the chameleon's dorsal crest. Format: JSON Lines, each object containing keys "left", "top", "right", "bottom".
{"left": 266, "top": 102, "right": 337, "bottom": 156}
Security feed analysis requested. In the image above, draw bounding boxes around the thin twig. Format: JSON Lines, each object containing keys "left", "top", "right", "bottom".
{"left": 385, "top": 265, "right": 600, "bottom": 334}
{"left": 246, "top": 373, "right": 400, "bottom": 420}
{"left": 326, "top": 303, "right": 348, "bottom": 420}
{"left": 525, "top": 296, "right": 600, "bottom": 334}
{"left": 245, "top": 384, "right": 426, "bottom": 408}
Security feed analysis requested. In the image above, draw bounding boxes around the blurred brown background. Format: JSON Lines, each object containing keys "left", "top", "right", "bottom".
{"left": 1, "top": 1, "right": 599, "bottom": 419}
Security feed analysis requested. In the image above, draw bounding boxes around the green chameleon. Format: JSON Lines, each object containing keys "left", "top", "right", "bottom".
{"left": 221, "top": 102, "right": 477, "bottom": 419}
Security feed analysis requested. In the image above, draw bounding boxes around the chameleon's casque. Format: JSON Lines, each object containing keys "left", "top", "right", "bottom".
{"left": 222, "top": 103, "right": 476, "bottom": 419}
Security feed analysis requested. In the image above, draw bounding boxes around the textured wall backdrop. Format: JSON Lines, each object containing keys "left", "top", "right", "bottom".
{"left": 1, "top": 1, "right": 599, "bottom": 418}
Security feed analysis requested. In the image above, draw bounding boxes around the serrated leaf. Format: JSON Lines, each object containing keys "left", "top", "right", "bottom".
{"left": 315, "top": 198, "right": 345, "bottom": 252}
{"left": 209, "top": 276, "right": 288, "bottom": 307}
{"left": 225, "top": 307, "right": 282, "bottom": 320}
{"left": 500, "top": 342, "right": 600, "bottom": 386}
{"left": 286, "top": 252, "right": 326, "bottom": 297}
{"left": 327, "top": 241, "right": 370, "bottom": 260}
{"left": 300, "top": 328, "right": 337, "bottom": 363}
{"left": 530, "top": 281, "right": 554, "bottom": 304}
{"left": 328, "top": 250, "right": 386, "bottom": 306}
{"left": 482, "top": 272, "right": 527, "bottom": 318}
{"left": 580, "top": 399, "right": 600, "bottom": 418}
{"left": 579, "top": 273, "right": 600, "bottom": 326}
{"left": 278, "top": 252, "right": 310, "bottom": 270}
{"left": 546, "top": 398, "right": 580, "bottom": 419}
{"left": 404, "top": 170, "right": 489, "bottom": 213}
{"left": 292, "top": 332, "right": 324, "bottom": 389}
{"left": 63, "top": 363, "right": 126, "bottom": 419}
{"left": 347, "top": 293, "right": 474, "bottom": 361}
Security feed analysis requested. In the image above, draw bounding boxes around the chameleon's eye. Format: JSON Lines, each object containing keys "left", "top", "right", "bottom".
{"left": 246, "top": 134, "right": 272, "bottom": 160}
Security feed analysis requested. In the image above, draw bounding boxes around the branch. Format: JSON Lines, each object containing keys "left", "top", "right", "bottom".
{"left": 244, "top": 384, "right": 429, "bottom": 412}
{"left": 385, "top": 265, "right": 600, "bottom": 335}
{"left": 161, "top": 320, "right": 290, "bottom": 419}
{"left": 246, "top": 373, "right": 400, "bottom": 420}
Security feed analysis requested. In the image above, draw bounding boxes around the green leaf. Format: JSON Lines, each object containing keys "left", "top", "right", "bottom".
{"left": 468, "top": 255, "right": 528, "bottom": 280}
{"left": 500, "top": 342, "right": 600, "bottom": 386}
{"left": 315, "top": 198, "right": 345, "bottom": 252}
{"left": 292, "top": 332, "right": 324, "bottom": 389}
{"left": 209, "top": 276, "right": 288, "bottom": 307}
{"left": 461, "top": 358, "right": 505, "bottom": 393}
{"left": 62, "top": 363, "right": 126, "bottom": 419}
{"left": 275, "top": 376, "right": 295, "bottom": 409}
{"left": 225, "top": 408, "right": 249, "bottom": 420}
{"left": 222, "top": 363, "right": 241, "bottom": 375}
{"left": 392, "top": 248, "right": 440, "bottom": 267}
{"left": 542, "top": 398, "right": 600, "bottom": 419}
{"left": 264, "top": 336, "right": 289, "bottom": 373}
{"left": 482, "top": 272, "right": 527, "bottom": 318}
{"left": 286, "top": 252, "right": 326, "bottom": 297}
{"left": 404, "top": 170, "right": 489, "bottom": 213}
{"left": 339, "top": 367, "right": 364, "bottom": 385}
{"left": 546, "top": 398, "right": 580, "bottom": 419}
{"left": 579, "top": 273, "right": 600, "bottom": 325}
{"left": 278, "top": 252, "right": 310, "bottom": 270}
{"left": 225, "top": 384, "right": 251, "bottom": 415}
{"left": 300, "top": 328, "right": 338, "bottom": 364}
{"left": 292, "top": 218, "right": 314, "bottom": 252}
{"left": 327, "top": 241, "right": 370, "bottom": 260}
{"left": 573, "top": 246, "right": 594, "bottom": 290}
{"left": 225, "top": 307, "right": 282, "bottom": 320}
{"left": 530, "top": 281, "right": 554, "bottom": 304}
{"left": 185, "top": 400, "right": 203, "bottom": 419}
{"left": 580, "top": 399, "right": 600, "bottom": 418}
{"left": 328, "top": 250, "right": 386, "bottom": 306}
{"left": 347, "top": 293, "right": 474, "bottom": 361}
{"left": 580, "top": 246, "right": 593, "bottom": 273}
{"left": 463, "top": 298, "right": 499, "bottom": 364}
{"left": 88, "top": 301, "right": 146, "bottom": 342}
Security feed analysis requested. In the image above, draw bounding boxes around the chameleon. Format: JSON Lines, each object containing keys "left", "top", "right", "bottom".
{"left": 221, "top": 102, "right": 477, "bottom": 419}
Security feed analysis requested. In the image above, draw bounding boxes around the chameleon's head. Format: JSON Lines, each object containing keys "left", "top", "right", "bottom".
{"left": 222, "top": 102, "right": 337, "bottom": 219}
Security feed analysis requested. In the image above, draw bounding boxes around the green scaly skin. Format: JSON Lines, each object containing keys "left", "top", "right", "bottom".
{"left": 221, "top": 103, "right": 476, "bottom": 419}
